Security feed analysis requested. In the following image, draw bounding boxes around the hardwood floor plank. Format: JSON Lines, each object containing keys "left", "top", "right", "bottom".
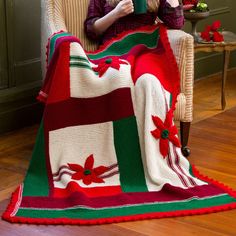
{"left": 175, "top": 213, "right": 236, "bottom": 236}
{"left": 0, "top": 169, "right": 23, "bottom": 192}
{"left": 117, "top": 219, "right": 227, "bottom": 236}
{"left": 193, "top": 69, "right": 236, "bottom": 123}
{"left": 194, "top": 166, "right": 236, "bottom": 189}
{"left": 0, "top": 186, "right": 19, "bottom": 203}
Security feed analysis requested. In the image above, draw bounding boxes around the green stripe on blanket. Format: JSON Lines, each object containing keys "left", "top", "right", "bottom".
{"left": 70, "top": 55, "right": 90, "bottom": 63}
{"left": 113, "top": 117, "right": 148, "bottom": 192}
{"left": 70, "top": 63, "right": 93, "bottom": 71}
{"left": 49, "top": 32, "right": 72, "bottom": 61}
{"left": 69, "top": 55, "right": 95, "bottom": 71}
{"left": 22, "top": 122, "right": 49, "bottom": 197}
{"left": 16, "top": 194, "right": 234, "bottom": 219}
{"left": 87, "top": 28, "right": 160, "bottom": 60}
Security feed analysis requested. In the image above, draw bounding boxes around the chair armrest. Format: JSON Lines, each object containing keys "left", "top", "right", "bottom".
{"left": 167, "top": 30, "right": 194, "bottom": 122}
{"left": 41, "top": 0, "right": 68, "bottom": 77}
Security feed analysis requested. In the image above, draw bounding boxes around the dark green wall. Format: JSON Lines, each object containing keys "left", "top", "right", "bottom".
{"left": 0, "top": 0, "right": 43, "bottom": 134}
{"left": 183, "top": 0, "right": 236, "bottom": 79}
{"left": 0, "top": 0, "right": 8, "bottom": 90}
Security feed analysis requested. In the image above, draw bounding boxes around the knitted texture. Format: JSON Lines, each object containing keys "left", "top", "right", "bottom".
{"left": 3, "top": 24, "right": 236, "bottom": 225}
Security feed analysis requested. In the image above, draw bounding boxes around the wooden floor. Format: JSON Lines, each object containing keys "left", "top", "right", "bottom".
{"left": 0, "top": 70, "right": 236, "bottom": 235}
{"left": 193, "top": 69, "right": 236, "bottom": 123}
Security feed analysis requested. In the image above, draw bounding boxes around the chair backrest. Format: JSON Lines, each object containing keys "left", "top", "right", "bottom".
{"left": 62, "top": 0, "right": 98, "bottom": 51}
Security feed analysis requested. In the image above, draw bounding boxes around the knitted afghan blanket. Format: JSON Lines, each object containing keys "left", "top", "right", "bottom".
{"left": 3, "top": 25, "right": 236, "bottom": 225}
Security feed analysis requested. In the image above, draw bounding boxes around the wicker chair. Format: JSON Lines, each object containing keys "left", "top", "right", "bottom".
{"left": 41, "top": 0, "right": 194, "bottom": 156}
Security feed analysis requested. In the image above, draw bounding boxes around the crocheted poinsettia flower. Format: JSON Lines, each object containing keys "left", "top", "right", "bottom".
{"left": 151, "top": 111, "right": 181, "bottom": 158}
{"left": 93, "top": 57, "right": 128, "bottom": 77}
{"left": 68, "top": 154, "right": 109, "bottom": 185}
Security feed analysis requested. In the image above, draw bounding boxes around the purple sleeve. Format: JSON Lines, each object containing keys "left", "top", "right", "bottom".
{"left": 158, "top": 0, "right": 185, "bottom": 29}
{"left": 84, "top": 0, "right": 105, "bottom": 41}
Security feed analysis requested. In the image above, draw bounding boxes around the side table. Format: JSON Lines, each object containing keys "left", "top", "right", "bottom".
{"left": 194, "top": 31, "right": 236, "bottom": 110}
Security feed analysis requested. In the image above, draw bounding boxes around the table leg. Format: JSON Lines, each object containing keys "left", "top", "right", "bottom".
{"left": 221, "top": 50, "right": 231, "bottom": 110}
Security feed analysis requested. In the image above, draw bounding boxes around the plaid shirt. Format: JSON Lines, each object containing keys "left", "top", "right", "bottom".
{"left": 84, "top": 0, "right": 184, "bottom": 44}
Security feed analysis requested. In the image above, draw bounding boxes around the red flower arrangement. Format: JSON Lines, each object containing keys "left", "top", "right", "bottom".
{"left": 93, "top": 57, "right": 128, "bottom": 77}
{"left": 200, "top": 20, "right": 224, "bottom": 42}
{"left": 68, "top": 154, "right": 109, "bottom": 185}
{"left": 183, "top": 0, "right": 198, "bottom": 4}
{"left": 183, "top": 0, "right": 208, "bottom": 12}
{"left": 183, "top": 0, "right": 198, "bottom": 10}
{"left": 151, "top": 111, "right": 181, "bottom": 158}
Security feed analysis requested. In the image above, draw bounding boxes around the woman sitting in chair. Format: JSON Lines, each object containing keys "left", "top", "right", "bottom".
{"left": 84, "top": 0, "right": 184, "bottom": 44}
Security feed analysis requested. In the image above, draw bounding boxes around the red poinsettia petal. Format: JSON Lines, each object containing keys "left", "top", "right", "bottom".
{"left": 111, "top": 63, "right": 120, "bottom": 71}
{"left": 211, "top": 20, "right": 221, "bottom": 31}
{"left": 82, "top": 175, "right": 92, "bottom": 185}
{"left": 93, "top": 166, "right": 109, "bottom": 175}
{"left": 67, "top": 163, "right": 84, "bottom": 172}
{"left": 151, "top": 129, "right": 161, "bottom": 139}
{"left": 71, "top": 172, "right": 83, "bottom": 180}
{"left": 159, "top": 138, "right": 169, "bottom": 158}
{"left": 91, "top": 174, "right": 105, "bottom": 184}
{"left": 152, "top": 115, "right": 165, "bottom": 130}
{"left": 201, "top": 30, "right": 211, "bottom": 42}
{"left": 213, "top": 31, "right": 224, "bottom": 42}
{"left": 98, "top": 65, "right": 109, "bottom": 77}
{"left": 164, "top": 110, "right": 173, "bottom": 128}
{"left": 169, "top": 135, "right": 181, "bottom": 147}
{"left": 169, "top": 125, "right": 179, "bottom": 136}
{"left": 84, "top": 154, "right": 94, "bottom": 170}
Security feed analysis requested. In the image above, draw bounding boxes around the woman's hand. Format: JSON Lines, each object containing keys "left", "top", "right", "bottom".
{"left": 113, "top": 0, "right": 134, "bottom": 19}
{"left": 91, "top": 0, "right": 134, "bottom": 37}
